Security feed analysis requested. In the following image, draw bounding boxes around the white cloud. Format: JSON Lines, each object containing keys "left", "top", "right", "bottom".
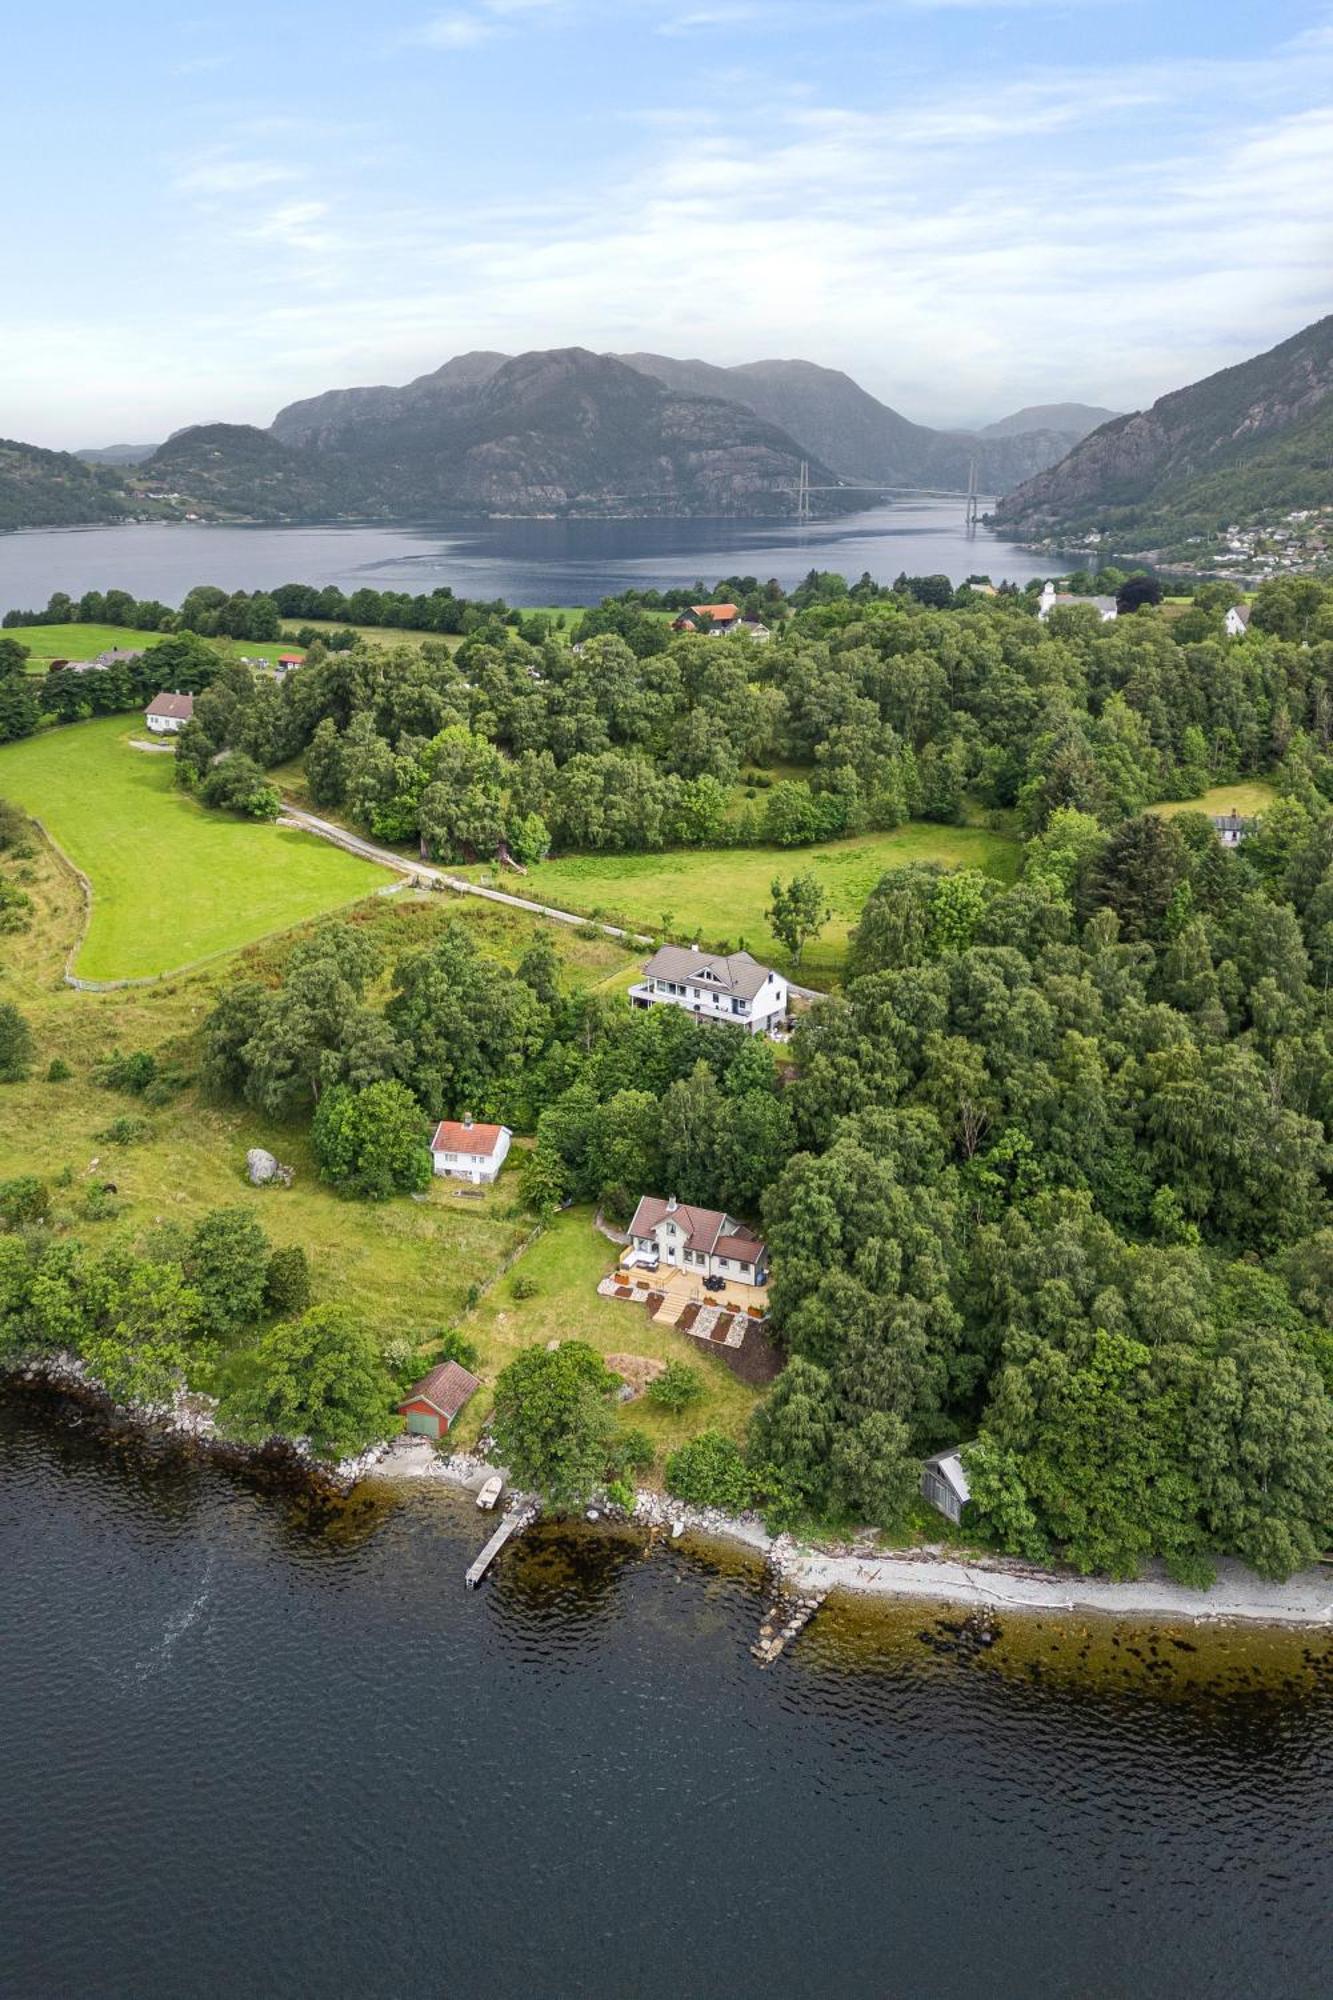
{"left": 174, "top": 156, "right": 297, "bottom": 195}
{"left": 413, "top": 12, "right": 500, "bottom": 47}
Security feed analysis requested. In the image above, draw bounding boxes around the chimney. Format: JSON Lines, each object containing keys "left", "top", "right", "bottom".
{"left": 463, "top": 1114, "right": 474, "bottom": 1130}
{"left": 667, "top": 1194, "right": 677, "bottom": 1213}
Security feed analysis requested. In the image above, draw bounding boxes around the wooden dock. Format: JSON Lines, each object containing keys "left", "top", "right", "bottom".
{"left": 465, "top": 1503, "right": 537, "bottom": 1588}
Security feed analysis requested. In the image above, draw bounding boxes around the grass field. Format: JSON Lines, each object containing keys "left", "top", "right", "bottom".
{"left": 456, "top": 823, "right": 1021, "bottom": 984}
{"left": 1152, "top": 781, "right": 1277, "bottom": 819}
{"left": 0, "top": 834, "right": 761, "bottom": 1460}
{"left": 0, "top": 717, "right": 390, "bottom": 979}
{"left": 7, "top": 622, "right": 298, "bottom": 673}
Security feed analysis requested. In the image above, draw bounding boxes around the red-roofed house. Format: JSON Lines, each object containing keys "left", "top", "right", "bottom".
{"left": 396, "top": 1360, "right": 481, "bottom": 1439}
{"left": 430, "top": 1116, "right": 512, "bottom": 1184}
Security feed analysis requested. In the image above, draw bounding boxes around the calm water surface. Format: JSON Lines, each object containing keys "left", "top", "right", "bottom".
{"left": 2, "top": 1392, "right": 1330, "bottom": 2000}
{"left": 0, "top": 501, "right": 1064, "bottom": 617}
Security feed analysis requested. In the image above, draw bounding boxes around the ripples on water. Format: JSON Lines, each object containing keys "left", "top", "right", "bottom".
{"left": 2, "top": 1392, "right": 1329, "bottom": 2000}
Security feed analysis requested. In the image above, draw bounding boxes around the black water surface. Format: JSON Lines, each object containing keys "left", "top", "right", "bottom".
{"left": 2, "top": 1395, "right": 1329, "bottom": 2000}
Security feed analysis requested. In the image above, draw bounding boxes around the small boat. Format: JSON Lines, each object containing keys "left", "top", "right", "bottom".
{"left": 476, "top": 1475, "right": 503, "bottom": 1512}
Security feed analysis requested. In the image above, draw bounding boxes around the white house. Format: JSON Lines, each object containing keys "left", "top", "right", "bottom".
{"left": 1225, "top": 603, "right": 1252, "bottom": 638}
{"left": 626, "top": 1194, "right": 768, "bottom": 1289}
{"left": 628, "top": 945, "right": 788, "bottom": 1037}
{"left": 921, "top": 1448, "right": 972, "bottom": 1525}
{"left": 144, "top": 691, "right": 195, "bottom": 733}
{"left": 1037, "top": 580, "right": 1118, "bottom": 623}
{"left": 429, "top": 1117, "right": 512, "bottom": 1184}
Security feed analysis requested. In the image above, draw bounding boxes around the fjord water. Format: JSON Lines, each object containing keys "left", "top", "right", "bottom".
{"left": 0, "top": 499, "right": 1062, "bottom": 618}
{"left": 3, "top": 1396, "right": 1330, "bottom": 2000}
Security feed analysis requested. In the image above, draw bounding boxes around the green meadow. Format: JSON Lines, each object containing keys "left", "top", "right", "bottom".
{"left": 0, "top": 717, "right": 389, "bottom": 980}
{"left": 458, "top": 822, "right": 1021, "bottom": 984}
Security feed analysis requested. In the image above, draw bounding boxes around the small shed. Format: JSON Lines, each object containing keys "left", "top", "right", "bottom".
{"left": 277, "top": 651, "right": 303, "bottom": 668}
{"left": 921, "top": 1448, "right": 972, "bottom": 1525}
{"left": 397, "top": 1360, "right": 481, "bottom": 1440}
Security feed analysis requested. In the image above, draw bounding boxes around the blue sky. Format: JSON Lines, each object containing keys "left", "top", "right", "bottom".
{"left": 4, "top": 0, "right": 1332, "bottom": 445}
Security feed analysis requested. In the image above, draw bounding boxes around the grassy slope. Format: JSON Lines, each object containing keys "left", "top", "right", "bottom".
{"left": 1151, "top": 781, "right": 1278, "bottom": 818}
{"left": 0, "top": 834, "right": 760, "bottom": 1457}
{"left": 0, "top": 717, "right": 389, "bottom": 979}
{"left": 456, "top": 824, "right": 1020, "bottom": 985}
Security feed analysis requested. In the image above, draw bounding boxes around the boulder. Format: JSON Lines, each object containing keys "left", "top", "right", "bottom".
{"left": 246, "top": 1147, "right": 293, "bottom": 1188}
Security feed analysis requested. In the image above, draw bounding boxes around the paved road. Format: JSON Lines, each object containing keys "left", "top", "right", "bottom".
{"left": 282, "top": 806, "right": 827, "bottom": 1000}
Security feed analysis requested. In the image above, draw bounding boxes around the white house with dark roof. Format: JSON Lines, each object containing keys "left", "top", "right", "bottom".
{"left": 1038, "top": 581, "right": 1118, "bottom": 623}
{"left": 626, "top": 1194, "right": 768, "bottom": 1288}
{"left": 429, "top": 1117, "right": 512, "bottom": 1184}
{"left": 1225, "top": 603, "right": 1253, "bottom": 638}
{"left": 144, "top": 691, "right": 195, "bottom": 733}
{"left": 629, "top": 945, "right": 788, "bottom": 1036}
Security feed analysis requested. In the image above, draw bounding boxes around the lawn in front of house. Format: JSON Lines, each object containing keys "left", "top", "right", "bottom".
{"left": 1151, "top": 781, "right": 1278, "bottom": 819}
{"left": 446, "top": 1205, "right": 762, "bottom": 1463}
{"left": 7, "top": 623, "right": 293, "bottom": 672}
{"left": 0, "top": 716, "right": 391, "bottom": 979}
{"left": 455, "top": 823, "right": 1020, "bottom": 986}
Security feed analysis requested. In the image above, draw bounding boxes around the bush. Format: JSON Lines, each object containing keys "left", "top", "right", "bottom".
{"left": 435, "top": 1327, "right": 480, "bottom": 1371}
{"left": 46, "top": 1058, "right": 71, "bottom": 1083}
{"left": 82, "top": 1185, "right": 123, "bottom": 1222}
{"left": 96, "top": 1049, "right": 157, "bottom": 1094}
{"left": 0, "top": 1002, "right": 33, "bottom": 1082}
{"left": 94, "top": 1115, "right": 149, "bottom": 1147}
{"left": 0, "top": 1175, "right": 49, "bottom": 1230}
{"left": 312, "top": 1080, "right": 432, "bottom": 1199}
{"left": 665, "top": 1432, "right": 753, "bottom": 1511}
{"left": 510, "top": 1273, "right": 539, "bottom": 1301}
{"left": 221, "top": 1303, "right": 397, "bottom": 1458}
{"left": 264, "top": 1244, "right": 312, "bottom": 1318}
{"left": 611, "top": 1425, "right": 655, "bottom": 1475}
{"left": 647, "top": 1361, "right": 704, "bottom": 1413}
{"left": 606, "top": 1478, "right": 636, "bottom": 1512}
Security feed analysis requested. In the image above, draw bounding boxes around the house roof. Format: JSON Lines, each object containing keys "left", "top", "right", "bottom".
{"left": 145, "top": 691, "right": 194, "bottom": 719}
{"left": 1229, "top": 604, "right": 1252, "bottom": 627}
{"left": 641, "top": 944, "right": 777, "bottom": 1001}
{"left": 690, "top": 602, "right": 739, "bottom": 621}
{"left": 278, "top": 651, "right": 303, "bottom": 662}
{"left": 94, "top": 647, "right": 144, "bottom": 665}
{"left": 398, "top": 1360, "right": 480, "bottom": 1420}
{"left": 430, "top": 1118, "right": 509, "bottom": 1156}
{"left": 628, "top": 1195, "right": 766, "bottom": 1262}
{"left": 923, "top": 1449, "right": 972, "bottom": 1502}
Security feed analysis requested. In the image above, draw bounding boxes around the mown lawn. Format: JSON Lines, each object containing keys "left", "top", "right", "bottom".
{"left": 0, "top": 716, "right": 390, "bottom": 979}
{"left": 447, "top": 1205, "right": 761, "bottom": 1459}
{"left": 456, "top": 824, "right": 1020, "bottom": 985}
{"left": 7, "top": 622, "right": 293, "bottom": 672}
{"left": 1151, "top": 781, "right": 1278, "bottom": 819}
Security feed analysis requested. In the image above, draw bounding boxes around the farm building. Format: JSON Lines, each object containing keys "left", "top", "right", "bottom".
{"left": 396, "top": 1360, "right": 481, "bottom": 1439}
{"left": 672, "top": 601, "right": 740, "bottom": 634}
{"left": 429, "top": 1117, "right": 512, "bottom": 1184}
{"left": 921, "top": 1449, "right": 971, "bottom": 1525}
{"left": 144, "top": 691, "right": 195, "bottom": 733}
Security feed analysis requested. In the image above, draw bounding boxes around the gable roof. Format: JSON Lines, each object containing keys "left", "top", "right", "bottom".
{"left": 94, "top": 647, "right": 144, "bottom": 666}
{"left": 145, "top": 691, "right": 194, "bottom": 720}
{"left": 1229, "top": 603, "right": 1252, "bottom": 627}
{"left": 641, "top": 944, "right": 776, "bottom": 1001}
{"left": 628, "top": 1195, "right": 765, "bottom": 1261}
{"left": 398, "top": 1360, "right": 480, "bottom": 1420}
{"left": 430, "top": 1118, "right": 509, "bottom": 1156}
{"left": 690, "top": 602, "right": 739, "bottom": 621}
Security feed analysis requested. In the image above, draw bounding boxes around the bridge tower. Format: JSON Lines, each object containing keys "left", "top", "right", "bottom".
{"left": 796, "top": 460, "right": 811, "bottom": 524}
{"left": 965, "top": 458, "right": 980, "bottom": 532}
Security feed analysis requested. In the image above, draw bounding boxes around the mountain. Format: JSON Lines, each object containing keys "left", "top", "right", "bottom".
{"left": 234, "top": 347, "right": 860, "bottom": 520}
{"left": 981, "top": 403, "right": 1118, "bottom": 439}
{"left": 76, "top": 441, "right": 159, "bottom": 465}
{"left": 0, "top": 438, "right": 138, "bottom": 531}
{"left": 616, "top": 353, "right": 1092, "bottom": 490}
{"left": 993, "top": 316, "right": 1333, "bottom": 545}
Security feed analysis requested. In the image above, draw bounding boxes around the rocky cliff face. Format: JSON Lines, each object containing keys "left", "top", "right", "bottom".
{"left": 995, "top": 315, "right": 1333, "bottom": 537}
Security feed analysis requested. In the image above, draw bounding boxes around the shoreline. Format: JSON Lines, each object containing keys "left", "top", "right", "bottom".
{"left": 7, "top": 1368, "right": 1330, "bottom": 1629}
{"left": 365, "top": 1437, "right": 1333, "bottom": 1630}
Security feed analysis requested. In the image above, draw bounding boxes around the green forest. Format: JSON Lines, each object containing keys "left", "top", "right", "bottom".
{"left": 6, "top": 567, "right": 1333, "bottom": 1578}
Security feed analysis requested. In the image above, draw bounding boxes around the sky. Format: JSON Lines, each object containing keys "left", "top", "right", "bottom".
{"left": 4, "top": 0, "right": 1332, "bottom": 447}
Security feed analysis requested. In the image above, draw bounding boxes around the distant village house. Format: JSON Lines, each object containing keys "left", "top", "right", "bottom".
{"left": 144, "top": 691, "right": 195, "bottom": 733}
{"left": 626, "top": 1194, "right": 768, "bottom": 1289}
{"left": 1224, "top": 604, "right": 1252, "bottom": 637}
{"left": 1037, "top": 580, "right": 1118, "bottom": 623}
{"left": 429, "top": 1117, "right": 511, "bottom": 1184}
{"left": 629, "top": 945, "right": 789, "bottom": 1037}
{"left": 1210, "top": 811, "right": 1255, "bottom": 848}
